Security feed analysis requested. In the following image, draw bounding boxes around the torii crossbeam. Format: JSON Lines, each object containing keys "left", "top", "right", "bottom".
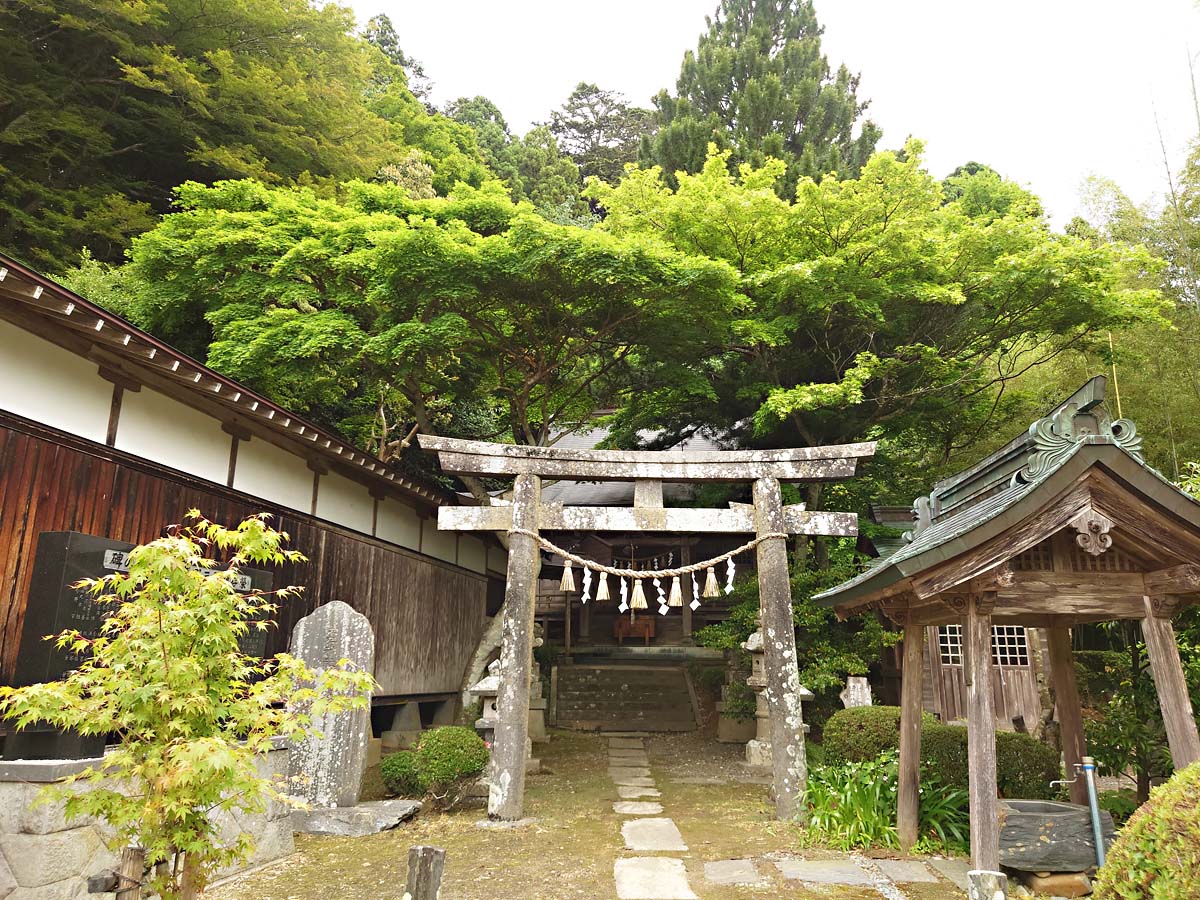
{"left": 419, "top": 435, "right": 875, "bottom": 821}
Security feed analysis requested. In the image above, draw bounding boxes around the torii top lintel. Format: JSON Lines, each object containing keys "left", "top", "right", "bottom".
{"left": 416, "top": 435, "right": 876, "bottom": 483}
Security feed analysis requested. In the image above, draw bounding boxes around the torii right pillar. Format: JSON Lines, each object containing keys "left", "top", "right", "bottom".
{"left": 753, "top": 477, "right": 809, "bottom": 821}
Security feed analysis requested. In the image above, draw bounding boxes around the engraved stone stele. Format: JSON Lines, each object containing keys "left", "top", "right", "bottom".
{"left": 839, "top": 676, "right": 873, "bottom": 708}
{"left": 286, "top": 601, "right": 375, "bottom": 808}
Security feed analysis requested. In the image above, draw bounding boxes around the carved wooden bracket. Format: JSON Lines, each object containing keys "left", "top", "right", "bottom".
{"left": 1070, "top": 509, "right": 1114, "bottom": 556}
{"left": 880, "top": 603, "right": 910, "bottom": 626}
{"left": 1148, "top": 595, "right": 1182, "bottom": 619}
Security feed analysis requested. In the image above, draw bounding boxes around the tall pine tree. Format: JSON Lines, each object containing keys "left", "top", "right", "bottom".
{"left": 641, "top": 0, "right": 880, "bottom": 194}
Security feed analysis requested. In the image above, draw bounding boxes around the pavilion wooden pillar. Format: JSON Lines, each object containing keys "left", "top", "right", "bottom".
{"left": 1046, "top": 625, "right": 1088, "bottom": 805}
{"left": 1142, "top": 595, "right": 1200, "bottom": 768}
{"left": 897, "top": 621, "right": 924, "bottom": 850}
{"left": 965, "top": 592, "right": 1000, "bottom": 871}
{"left": 488, "top": 473, "right": 541, "bottom": 820}
{"left": 753, "top": 477, "right": 808, "bottom": 821}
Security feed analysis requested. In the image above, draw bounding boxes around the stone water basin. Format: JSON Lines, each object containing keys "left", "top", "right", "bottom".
{"left": 998, "top": 799, "right": 1116, "bottom": 872}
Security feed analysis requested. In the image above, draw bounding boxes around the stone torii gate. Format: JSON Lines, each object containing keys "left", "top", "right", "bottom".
{"left": 418, "top": 435, "right": 875, "bottom": 821}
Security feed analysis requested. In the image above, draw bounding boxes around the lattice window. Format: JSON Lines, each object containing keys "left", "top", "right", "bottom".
{"left": 991, "top": 626, "right": 1030, "bottom": 667}
{"left": 937, "top": 624, "right": 1030, "bottom": 667}
{"left": 938, "top": 625, "right": 963, "bottom": 665}
{"left": 1012, "top": 538, "right": 1054, "bottom": 571}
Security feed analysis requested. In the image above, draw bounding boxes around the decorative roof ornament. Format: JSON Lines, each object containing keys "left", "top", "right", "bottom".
{"left": 1016, "top": 403, "right": 1143, "bottom": 484}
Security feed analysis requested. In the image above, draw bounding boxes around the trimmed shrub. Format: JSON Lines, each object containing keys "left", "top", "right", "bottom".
{"left": 822, "top": 706, "right": 937, "bottom": 762}
{"left": 414, "top": 726, "right": 490, "bottom": 793}
{"left": 822, "top": 706, "right": 1058, "bottom": 799}
{"left": 1093, "top": 761, "right": 1200, "bottom": 900}
{"left": 380, "top": 750, "right": 421, "bottom": 797}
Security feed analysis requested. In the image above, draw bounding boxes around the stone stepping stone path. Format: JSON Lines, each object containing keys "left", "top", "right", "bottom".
{"left": 614, "top": 858, "right": 697, "bottom": 900}
{"left": 614, "top": 801, "right": 664, "bottom": 815}
{"left": 607, "top": 736, "right": 698, "bottom": 900}
{"left": 622, "top": 818, "right": 688, "bottom": 852}
{"left": 618, "top": 786, "right": 661, "bottom": 799}
{"left": 775, "top": 857, "right": 874, "bottom": 885}
{"left": 874, "top": 859, "right": 938, "bottom": 883}
{"left": 704, "top": 859, "right": 766, "bottom": 887}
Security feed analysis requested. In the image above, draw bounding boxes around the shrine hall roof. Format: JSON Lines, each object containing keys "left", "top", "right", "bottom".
{"left": 815, "top": 377, "right": 1200, "bottom": 611}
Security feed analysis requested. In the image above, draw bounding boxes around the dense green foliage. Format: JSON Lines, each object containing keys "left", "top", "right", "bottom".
{"left": 0, "top": 514, "right": 374, "bottom": 900}
{"left": 641, "top": 0, "right": 879, "bottom": 193}
{"left": 380, "top": 750, "right": 422, "bottom": 797}
{"left": 804, "top": 751, "right": 969, "bottom": 851}
{"left": 821, "top": 707, "right": 1061, "bottom": 800}
{"left": 120, "top": 178, "right": 736, "bottom": 462}
{"left": 413, "top": 726, "right": 490, "bottom": 794}
{"left": 0, "top": 0, "right": 491, "bottom": 266}
{"left": 1093, "top": 762, "right": 1200, "bottom": 900}
{"left": 550, "top": 83, "right": 655, "bottom": 184}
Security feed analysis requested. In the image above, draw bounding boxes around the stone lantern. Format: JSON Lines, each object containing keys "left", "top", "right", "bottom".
{"left": 742, "top": 627, "right": 813, "bottom": 772}
{"left": 467, "top": 659, "right": 501, "bottom": 747}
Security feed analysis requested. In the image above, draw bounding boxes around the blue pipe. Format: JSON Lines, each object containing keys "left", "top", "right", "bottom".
{"left": 1082, "top": 756, "right": 1106, "bottom": 868}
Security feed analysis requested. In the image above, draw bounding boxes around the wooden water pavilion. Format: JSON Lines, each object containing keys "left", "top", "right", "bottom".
{"left": 816, "top": 377, "right": 1200, "bottom": 871}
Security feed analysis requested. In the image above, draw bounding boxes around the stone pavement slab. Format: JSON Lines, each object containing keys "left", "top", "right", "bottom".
{"left": 618, "top": 786, "right": 662, "bottom": 799}
{"left": 670, "top": 776, "right": 725, "bottom": 785}
{"left": 874, "top": 859, "right": 937, "bottom": 883}
{"left": 623, "top": 818, "right": 688, "bottom": 852}
{"left": 609, "top": 766, "right": 652, "bottom": 779}
{"left": 609, "top": 738, "right": 645, "bottom": 749}
{"left": 775, "top": 858, "right": 872, "bottom": 885}
{"left": 614, "top": 801, "right": 664, "bottom": 815}
{"left": 613, "top": 776, "right": 657, "bottom": 787}
{"left": 928, "top": 858, "right": 970, "bottom": 890}
{"left": 704, "top": 859, "right": 765, "bottom": 886}
{"left": 610, "top": 750, "right": 651, "bottom": 763}
{"left": 614, "top": 858, "right": 697, "bottom": 900}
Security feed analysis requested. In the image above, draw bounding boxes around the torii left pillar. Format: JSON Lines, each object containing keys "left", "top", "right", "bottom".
{"left": 488, "top": 473, "right": 540, "bottom": 820}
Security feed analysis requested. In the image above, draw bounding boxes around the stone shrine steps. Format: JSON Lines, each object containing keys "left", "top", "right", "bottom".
{"left": 556, "top": 664, "right": 697, "bottom": 732}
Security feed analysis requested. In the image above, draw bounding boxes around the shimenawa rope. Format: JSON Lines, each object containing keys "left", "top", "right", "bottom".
{"left": 506, "top": 527, "right": 789, "bottom": 580}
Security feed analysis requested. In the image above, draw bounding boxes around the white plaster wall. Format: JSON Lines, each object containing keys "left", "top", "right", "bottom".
{"left": 0, "top": 318, "right": 112, "bottom": 443}
{"left": 421, "top": 517, "right": 458, "bottom": 564}
{"left": 315, "top": 473, "right": 374, "bottom": 535}
{"left": 376, "top": 497, "right": 421, "bottom": 550}
{"left": 232, "top": 436, "right": 314, "bottom": 514}
{"left": 114, "top": 386, "right": 230, "bottom": 485}
{"left": 458, "top": 535, "right": 487, "bottom": 574}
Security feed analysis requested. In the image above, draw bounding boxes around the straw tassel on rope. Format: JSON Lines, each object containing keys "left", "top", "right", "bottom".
{"left": 560, "top": 558, "right": 575, "bottom": 593}
{"left": 596, "top": 571, "right": 610, "bottom": 603}
{"left": 668, "top": 576, "right": 683, "bottom": 607}
{"left": 703, "top": 567, "right": 720, "bottom": 598}
{"left": 630, "top": 579, "right": 648, "bottom": 610}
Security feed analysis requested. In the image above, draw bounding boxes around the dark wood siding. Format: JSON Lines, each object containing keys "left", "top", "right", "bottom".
{"left": 0, "top": 413, "right": 485, "bottom": 697}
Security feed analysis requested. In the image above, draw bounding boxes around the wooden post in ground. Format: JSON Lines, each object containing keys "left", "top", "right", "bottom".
{"left": 488, "top": 473, "right": 541, "bottom": 820}
{"left": 897, "top": 621, "right": 924, "bottom": 850}
{"left": 405, "top": 846, "right": 446, "bottom": 900}
{"left": 1141, "top": 595, "right": 1200, "bottom": 768}
{"left": 1046, "top": 625, "right": 1088, "bottom": 805}
{"left": 752, "top": 476, "right": 808, "bottom": 821}
{"left": 115, "top": 847, "right": 144, "bottom": 900}
{"left": 965, "top": 592, "right": 1000, "bottom": 872}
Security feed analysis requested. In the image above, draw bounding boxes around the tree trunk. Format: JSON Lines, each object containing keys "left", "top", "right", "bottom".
{"left": 179, "top": 853, "right": 203, "bottom": 900}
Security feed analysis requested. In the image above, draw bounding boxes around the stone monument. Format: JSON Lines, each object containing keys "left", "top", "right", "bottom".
{"left": 287, "top": 601, "right": 375, "bottom": 808}
{"left": 839, "top": 675, "right": 873, "bottom": 708}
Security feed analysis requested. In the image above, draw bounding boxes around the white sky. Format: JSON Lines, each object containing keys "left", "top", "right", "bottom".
{"left": 349, "top": 0, "right": 1200, "bottom": 226}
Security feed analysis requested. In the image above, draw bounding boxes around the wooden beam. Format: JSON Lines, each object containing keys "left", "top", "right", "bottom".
{"left": 436, "top": 504, "right": 858, "bottom": 536}
{"left": 897, "top": 622, "right": 924, "bottom": 850}
{"left": 1141, "top": 595, "right": 1200, "bottom": 769}
{"left": 1144, "top": 564, "right": 1200, "bottom": 596}
{"left": 1046, "top": 626, "right": 1087, "bottom": 805}
{"left": 753, "top": 476, "right": 809, "bottom": 822}
{"left": 488, "top": 473, "right": 541, "bottom": 820}
{"left": 966, "top": 593, "right": 1000, "bottom": 871}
